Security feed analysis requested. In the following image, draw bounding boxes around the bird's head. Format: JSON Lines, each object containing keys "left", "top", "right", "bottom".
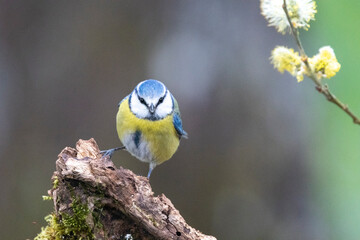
{"left": 129, "top": 79, "right": 174, "bottom": 120}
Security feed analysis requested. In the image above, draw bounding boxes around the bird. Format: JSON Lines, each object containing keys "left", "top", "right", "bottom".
{"left": 102, "top": 79, "right": 187, "bottom": 178}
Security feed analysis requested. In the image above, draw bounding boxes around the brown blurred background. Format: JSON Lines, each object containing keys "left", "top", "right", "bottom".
{"left": 1, "top": 1, "right": 360, "bottom": 239}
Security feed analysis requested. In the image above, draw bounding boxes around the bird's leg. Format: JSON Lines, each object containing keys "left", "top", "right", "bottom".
{"left": 147, "top": 162, "right": 157, "bottom": 179}
{"left": 100, "top": 146, "right": 126, "bottom": 159}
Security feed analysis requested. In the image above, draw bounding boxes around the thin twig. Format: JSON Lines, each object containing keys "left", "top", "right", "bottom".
{"left": 282, "top": 0, "right": 360, "bottom": 125}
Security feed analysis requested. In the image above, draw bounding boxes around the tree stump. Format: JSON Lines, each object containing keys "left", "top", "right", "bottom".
{"left": 35, "top": 138, "right": 216, "bottom": 240}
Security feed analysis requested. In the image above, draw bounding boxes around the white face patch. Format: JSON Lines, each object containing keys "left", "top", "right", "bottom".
{"left": 156, "top": 90, "right": 173, "bottom": 118}
{"left": 129, "top": 88, "right": 174, "bottom": 120}
{"left": 129, "top": 91, "right": 149, "bottom": 119}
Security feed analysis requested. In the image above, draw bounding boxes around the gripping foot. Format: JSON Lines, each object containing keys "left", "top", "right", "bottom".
{"left": 100, "top": 146, "right": 126, "bottom": 159}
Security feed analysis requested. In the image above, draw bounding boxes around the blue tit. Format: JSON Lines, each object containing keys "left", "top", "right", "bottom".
{"left": 102, "top": 79, "right": 187, "bottom": 178}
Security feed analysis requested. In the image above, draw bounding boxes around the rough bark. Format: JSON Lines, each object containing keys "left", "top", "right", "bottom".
{"left": 47, "top": 138, "right": 216, "bottom": 240}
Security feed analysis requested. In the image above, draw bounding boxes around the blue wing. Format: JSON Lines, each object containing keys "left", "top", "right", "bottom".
{"left": 172, "top": 95, "right": 188, "bottom": 139}
{"left": 173, "top": 112, "right": 188, "bottom": 139}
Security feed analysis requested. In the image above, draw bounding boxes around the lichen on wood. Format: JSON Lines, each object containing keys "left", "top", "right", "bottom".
{"left": 35, "top": 138, "right": 216, "bottom": 240}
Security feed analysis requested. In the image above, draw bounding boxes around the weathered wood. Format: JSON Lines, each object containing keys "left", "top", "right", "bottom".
{"left": 48, "top": 138, "right": 216, "bottom": 240}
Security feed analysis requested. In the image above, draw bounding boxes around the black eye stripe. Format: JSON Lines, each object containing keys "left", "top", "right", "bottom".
{"left": 158, "top": 90, "right": 168, "bottom": 105}
{"left": 139, "top": 97, "right": 145, "bottom": 103}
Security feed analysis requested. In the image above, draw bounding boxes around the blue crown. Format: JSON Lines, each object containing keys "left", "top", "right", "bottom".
{"left": 136, "top": 79, "right": 166, "bottom": 98}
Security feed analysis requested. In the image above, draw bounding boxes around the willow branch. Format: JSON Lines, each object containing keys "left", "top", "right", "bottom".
{"left": 283, "top": 0, "right": 360, "bottom": 125}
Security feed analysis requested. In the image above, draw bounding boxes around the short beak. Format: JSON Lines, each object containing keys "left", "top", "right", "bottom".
{"left": 149, "top": 104, "right": 156, "bottom": 114}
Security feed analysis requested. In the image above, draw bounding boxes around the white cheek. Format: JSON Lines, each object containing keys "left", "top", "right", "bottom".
{"left": 130, "top": 93, "right": 149, "bottom": 118}
{"left": 156, "top": 94, "right": 173, "bottom": 118}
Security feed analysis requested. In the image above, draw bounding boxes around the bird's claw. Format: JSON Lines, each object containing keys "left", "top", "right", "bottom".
{"left": 100, "top": 146, "right": 126, "bottom": 159}
{"left": 100, "top": 149, "right": 116, "bottom": 159}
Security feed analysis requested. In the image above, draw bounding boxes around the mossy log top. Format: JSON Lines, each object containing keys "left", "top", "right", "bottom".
{"left": 39, "top": 138, "right": 216, "bottom": 240}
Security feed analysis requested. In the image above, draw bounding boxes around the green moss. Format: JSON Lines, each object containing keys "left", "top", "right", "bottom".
{"left": 52, "top": 176, "right": 59, "bottom": 189}
{"left": 63, "top": 197, "right": 93, "bottom": 239}
{"left": 35, "top": 180, "right": 108, "bottom": 240}
{"left": 34, "top": 198, "right": 95, "bottom": 240}
{"left": 34, "top": 214, "right": 60, "bottom": 240}
{"left": 42, "top": 195, "right": 53, "bottom": 201}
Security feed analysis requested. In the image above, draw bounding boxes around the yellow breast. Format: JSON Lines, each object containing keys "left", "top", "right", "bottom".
{"left": 116, "top": 98, "right": 180, "bottom": 165}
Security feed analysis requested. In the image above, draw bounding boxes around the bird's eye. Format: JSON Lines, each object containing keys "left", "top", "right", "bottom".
{"left": 139, "top": 98, "right": 145, "bottom": 104}
{"left": 158, "top": 97, "right": 164, "bottom": 103}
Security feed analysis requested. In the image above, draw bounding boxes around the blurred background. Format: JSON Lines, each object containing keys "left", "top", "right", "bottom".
{"left": 1, "top": 0, "right": 360, "bottom": 239}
